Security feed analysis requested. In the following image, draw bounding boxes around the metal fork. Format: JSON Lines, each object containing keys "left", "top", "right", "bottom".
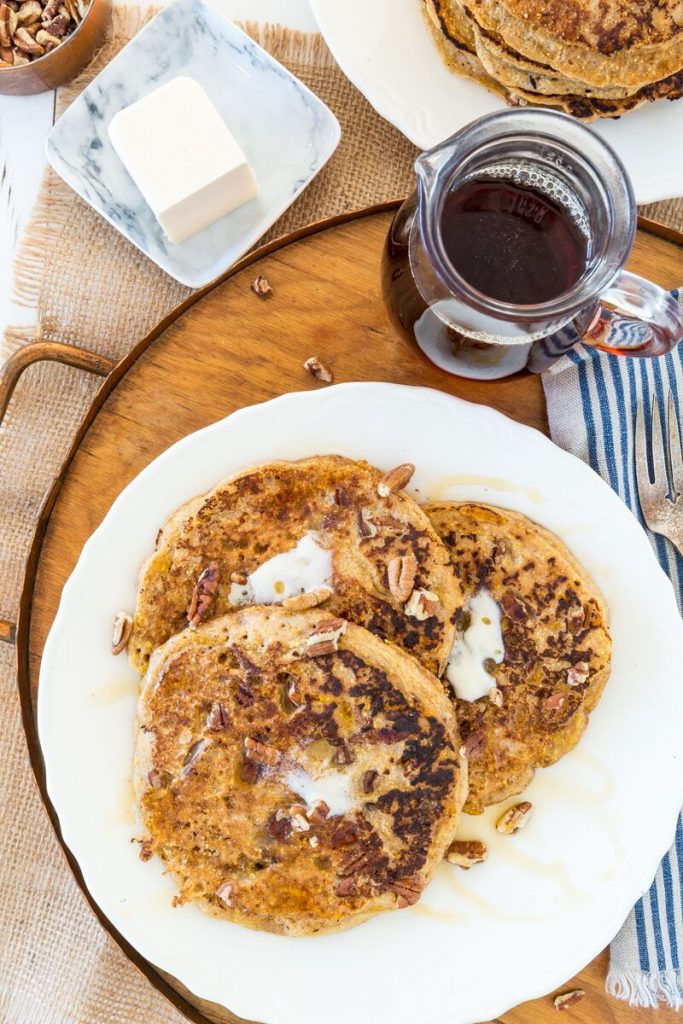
{"left": 635, "top": 392, "right": 683, "bottom": 558}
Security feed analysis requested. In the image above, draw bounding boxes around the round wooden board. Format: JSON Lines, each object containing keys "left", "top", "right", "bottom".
{"left": 18, "top": 204, "right": 683, "bottom": 1024}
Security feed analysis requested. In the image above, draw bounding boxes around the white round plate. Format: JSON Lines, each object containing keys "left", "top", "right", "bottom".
{"left": 39, "top": 383, "right": 683, "bottom": 1024}
{"left": 310, "top": 0, "right": 683, "bottom": 205}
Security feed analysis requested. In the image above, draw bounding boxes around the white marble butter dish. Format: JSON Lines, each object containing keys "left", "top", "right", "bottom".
{"left": 45, "top": 0, "right": 340, "bottom": 287}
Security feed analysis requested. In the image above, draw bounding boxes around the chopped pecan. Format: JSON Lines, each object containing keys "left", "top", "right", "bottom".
{"left": 0, "top": 5, "right": 12, "bottom": 46}
{"left": 567, "top": 661, "right": 590, "bottom": 686}
{"left": 309, "top": 834, "right": 320, "bottom": 848}
{"left": 267, "top": 811, "right": 291, "bottom": 839}
{"left": 35, "top": 26, "right": 58, "bottom": 45}
{"left": 244, "top": 736, "right": 280, "bottom": 766}
{"left": 404, "top": 587, "right": 439, "bottom": 621}
{"left": 305, "top": 617, "right": 347, "bottom": 656}
{"left": 139, "top": 839, "right": 153, "bottom": 862}
{"left": 235, "top": 680, "right": 255, "bottom": 707}
{"left": 111, "top": 610, "right": 133, "bottom": 656}
{"left": 361, "top": 769, "right": 378, "bottom": 794}
{"left": 187, "top": 562, "right": 220, "bottom": 628}
{"left": 500, "top": 591, "right": 531, "bottom": 623}
{"left": 545, "top": 692, "right": 565, "bottom": 711}
{"left": 282, "top": 586, "right": 332, "bottom": 611}
{"left": 377, "top": 463, "right": 415, "bottom": 497}
{"left": 290, "top": 812, "right": 310, "bottom": 833}
{"left": 230, "top": 570, "right": 248, "bottom": 585}
{"left": 44, "top": 10, "right": 67, "bottom": 33}
{"left": 334, "top": 876, "right": 358, "bottom": 897}
{"left": 489, "top": 686, "right": 504, "bottom": 708}
{"left": 17, "top": 0, "right": 41, "bottom": 24}
{"left": 251, "top": 274, "right": 272, "bottom": 298}
{"left": 329, "top": 821, "right": 360, "bottom": 847}
{"left": 241, "top": 760, "right": 261, "bottom": 784}
{"left": 13, "top": 25, "right": 42, "bottom": 52}
{"left": 567, "top": 605, "right": 586, "bottom": 634}
{"left": 357, "top": 508, "right": 378, "bottom": 538}
{"left": 207, "top": 702, "right": 229, "bottom": 730}
{"left": 303, "top": 356, "right": 333, "bottom": 383}
{"left": 445, "top": 839, "right": 488, "bottom": 869}
{"left": 42, "top": 0, "right": 61, "bottom": 18}
{"left": 392, "top": 873, "right": 424, "bottom": 908}
{"left": 459, "top": 730, "right": 486, "bottom": 761}
{"left": 496, "top": 801, "right": 533, "bottom": 835}
{"left": 147, "top": 769, "right": 171, "bottom": 790}
{"left": 215, "top": 881, "right": 235, "bottom": 907}
{"left": 387, "top": 551, "right": 417, "bottom": 604}
{"left": 553, "top": 989, "right": 585, "bottom": 1011}
{"left": 307, "top": 800, "right": 330, "bottom": 825}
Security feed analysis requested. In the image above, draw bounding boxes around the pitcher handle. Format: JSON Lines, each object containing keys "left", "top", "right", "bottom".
{"left": 584, "top": 271, "right": 683, "bottom": 357}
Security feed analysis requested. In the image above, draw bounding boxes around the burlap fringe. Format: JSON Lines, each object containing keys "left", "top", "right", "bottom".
{"left": 3, "top": 10, "right": 330, "bottom": 360}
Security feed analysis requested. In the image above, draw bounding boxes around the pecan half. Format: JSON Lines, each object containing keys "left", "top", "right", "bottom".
{"left": 13, "top": 25, "right": 42, "bottom": 52}
{"left": 17, "top": 1, "right": 41, "bottom": 24}
{"left": 567, "top": 661, "right": 590, "bottom": 686}
{"left": 338, "top": 848, "right": 370, "bottom": 877}
{"left": 305, "top": 617, "right": 347, "bottom": 656}
{"left": 244, "top": 736, "right": 280, "bottom": 766}
{"left": 215, "top": 881, "right": 235, "bottom": 907}
{"left": 251, "top": 274, "right": 272, "bottom": 298}
{"left": 111, "top": 610, "right": 133, "bottom": 656}
{"left": 387, "top": 551, "right": 417, "bottom": 604}
{"left": 207, "top": 702, "right": 229, "bottom": 730}
{"left": 377, "top": 463, "right": 415, "bottom": 497}
{"left": 445, "top": 839, "right": 488, "bottom": 869}
{"left": 282, "top": 586, "right": 332, "bottom": 611}
{"left": 303, "top": 356, "right": 333, "bottom": 383}
{"left": 392, "top": 873, "right": 424, "bottom": 908}
{"left": 0, "top": 6, "right": 12, "bottom": 47}
{"left": 496, "top": 801, "right": 533, "bottom": 835}
{"left": 187, "top": 562, "right": 220, "bottom": 628}
{"left": 459, "top": 730, "right": 486, "bottom": 761}
{"left": 553, "top": 989, "right": 585, "bottom": 1011}
{"left": 404, "top": 587, "right": 439, "bottom": 621}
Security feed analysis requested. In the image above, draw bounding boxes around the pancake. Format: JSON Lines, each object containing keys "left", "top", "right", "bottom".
{"left": 422, "top": 0, "right": 683, "bottom": 118}
{"left": 461, "top": 0, "right": 683, "bottom": 90}
{"left": 425, "top": 502, "right": 612, "bottom": 814}
{"left": 134, "top": 606, "right": 467, "bottom": 935}
{"left": 128, "top": 456, "right": 462, "bottom": 678}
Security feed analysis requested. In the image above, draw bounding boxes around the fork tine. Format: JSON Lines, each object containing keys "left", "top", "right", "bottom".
{"left": 668, "top": 391, "right": 683, "bottom": 500}
{"left": 650, "top": 398, "right": 670, "bottom": 494}
{"left": 635, "top": 398, "right": 667, "bottom": 513}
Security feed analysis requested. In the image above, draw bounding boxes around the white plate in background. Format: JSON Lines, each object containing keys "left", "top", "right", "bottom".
{"left": 310, "top": 0, "right": 683, "bottom": 205}
{"left": 39, "top": 383, "right": 683, "bottom": 1024}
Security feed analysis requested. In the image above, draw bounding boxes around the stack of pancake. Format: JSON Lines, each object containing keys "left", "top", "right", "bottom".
{"left": 422, "top": 0, "right": 683, "bottom": 119}
{"left": 119, "top": 454, "right": 612, "bottom": 935}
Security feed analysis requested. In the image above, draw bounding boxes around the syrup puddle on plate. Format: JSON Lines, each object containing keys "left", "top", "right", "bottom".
{"left": 91, "top": 676, "right": 139, "bottom": 705}
{"left": 427, "top": 474, "right": 544, "bottom": 505}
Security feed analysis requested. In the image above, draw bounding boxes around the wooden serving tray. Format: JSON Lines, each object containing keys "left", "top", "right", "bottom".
{"left": 3, "top": 203, "right": 683, "bottom": 1024}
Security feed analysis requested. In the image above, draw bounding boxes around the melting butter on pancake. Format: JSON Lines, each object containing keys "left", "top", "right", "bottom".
{"left": 134, "top": 607, "right": 467, "bottom": 935}
{"left": 426, "top": 502, "right": 612, "bottom": 814}
{"left": 129, "top": 455, "right": 462, "bottom": 677}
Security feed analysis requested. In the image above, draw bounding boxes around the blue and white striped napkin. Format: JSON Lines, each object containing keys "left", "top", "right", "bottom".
{"left": 541, "top": 296, "right": 683, "bottom": 1009}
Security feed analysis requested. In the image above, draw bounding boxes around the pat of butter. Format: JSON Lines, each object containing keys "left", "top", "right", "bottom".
{"left": 283, "top": 766, "right": 355, "bottom": 817}
{"left": 229, "top": 533, "right": 333, "bottom": 607}
{"left": 108, "top": 76, "right": 258, "bottom": 244}
{"left": 446, "top": 590, "right": 505, "bottom": 702}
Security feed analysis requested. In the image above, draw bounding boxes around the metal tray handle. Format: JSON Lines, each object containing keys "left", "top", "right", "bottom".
{"left": 0, "top": 340, "right": 114, "bottom": 645}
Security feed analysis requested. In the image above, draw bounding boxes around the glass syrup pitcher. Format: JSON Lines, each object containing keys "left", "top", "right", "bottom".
{"left": 382, "top": 109, "right": 683, "bottom": 380}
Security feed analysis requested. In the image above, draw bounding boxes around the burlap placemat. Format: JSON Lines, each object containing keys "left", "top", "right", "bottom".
{"left": 1, "top": 7, "right": 682, "bottom": 1021}
{"left": 0, "top": 10, "right": 419, "bottom": 1024}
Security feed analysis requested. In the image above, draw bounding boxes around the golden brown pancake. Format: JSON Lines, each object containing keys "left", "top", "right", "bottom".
{"left": 129, "top": 456, "right": 462, "bottom": 678}
{"left": 134, "top": 607, "right": 467, "bottom": 935}
{"left": 425, "top": 502, "right": 612, "bottom": 814}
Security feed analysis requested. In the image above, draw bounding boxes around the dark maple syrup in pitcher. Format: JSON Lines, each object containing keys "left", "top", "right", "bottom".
{"left": 382, "top": 171, "right": 597, "bottom": 378}
{"left": 440, "top": 177, "right": 588, "bottom": 305}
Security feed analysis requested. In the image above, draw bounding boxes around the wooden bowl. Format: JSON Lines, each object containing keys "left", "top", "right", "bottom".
{"left": 0, "top": 0, "right": 112, "bottom": 96}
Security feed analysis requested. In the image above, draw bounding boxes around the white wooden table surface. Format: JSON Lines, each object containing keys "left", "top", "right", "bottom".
{"left": 0, "top": 0, "right": 318, "bottom": 346}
